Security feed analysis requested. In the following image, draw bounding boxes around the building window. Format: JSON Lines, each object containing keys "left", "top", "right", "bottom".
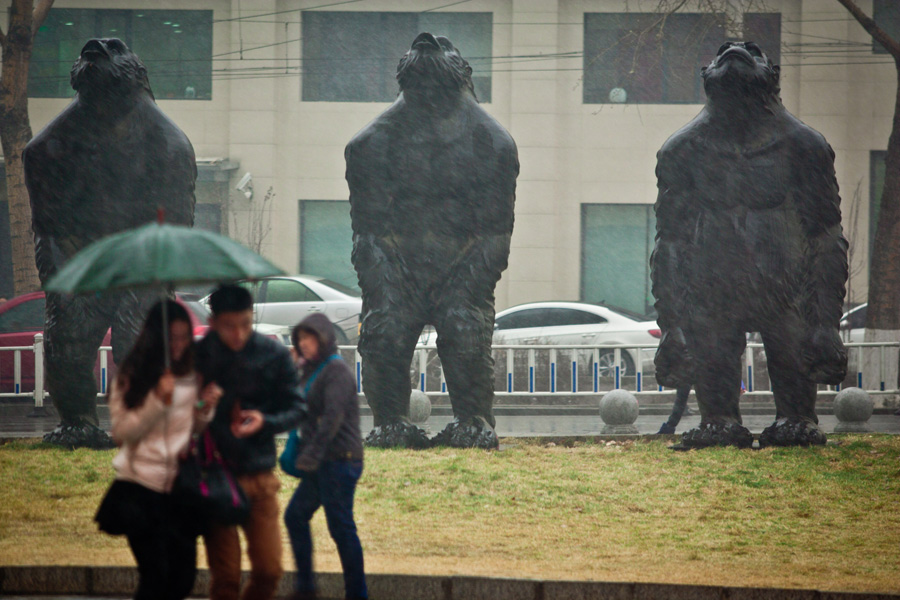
{"left": 870, "top": 151, "right": 887, "bottom": 270}
{"left": 194, "top": 202, "right": 222, "bottom": 233}
{"left": 298, "top": 200, "right": 358, "bottom": 290}
{"left": 581, "top": 204, "right": 656, "bottom": 315}
{"left": 583, "top": 12, "right": 781, "bottom": 104}
{"left": 30, "top": 9, "right": 212, "bottom": 99}
{"left": 302, "top": 11, "right": 492, "bottom": 103}
{"left": 873, "top": 1, "right": 900, "bottom": 54}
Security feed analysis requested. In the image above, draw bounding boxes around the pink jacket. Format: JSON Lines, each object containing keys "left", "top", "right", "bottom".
{"left": 110, "top": 373, "right": 212, "bottom": 493}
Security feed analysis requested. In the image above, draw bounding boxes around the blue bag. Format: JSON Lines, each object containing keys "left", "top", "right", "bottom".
{"left": 279, "top": 354, "right": 341, "bottom": 478}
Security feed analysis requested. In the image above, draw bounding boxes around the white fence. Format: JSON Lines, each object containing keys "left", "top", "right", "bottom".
{"left": 393, "top": 342, "right": 900, "bottom": 398}
{"left": 2, "top": 336, "right": 898, "bottom": 408}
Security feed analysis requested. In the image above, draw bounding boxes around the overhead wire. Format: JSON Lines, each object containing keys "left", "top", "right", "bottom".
{"left": 25, "top": 4, "right": 900, "bottom": 88}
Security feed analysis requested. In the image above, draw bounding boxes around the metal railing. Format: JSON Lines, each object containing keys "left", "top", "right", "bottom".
{"left": 3, "top": 336, "right": 898, "bottom": 410}
{"left": 346, "top": 341, "right": 900, "bottom": 398}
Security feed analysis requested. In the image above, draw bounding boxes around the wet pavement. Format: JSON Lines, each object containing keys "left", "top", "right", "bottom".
{"left": 2, "top": 401, "right": 899, "bottom": 439}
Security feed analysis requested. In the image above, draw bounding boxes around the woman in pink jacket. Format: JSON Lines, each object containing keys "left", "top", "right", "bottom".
{"left": 95, "top": 300, "right": 222, "bottom": 600}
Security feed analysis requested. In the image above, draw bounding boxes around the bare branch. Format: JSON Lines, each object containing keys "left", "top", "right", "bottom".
{"left": 835, "top": 0, "right": 900, "bottom": 60}
{"left": 32, "top": 0, "right": 55, "bottom": 38}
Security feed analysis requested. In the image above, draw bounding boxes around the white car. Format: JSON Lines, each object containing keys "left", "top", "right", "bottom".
{"left": 492, "top": 302, "right": 660, "bottom": 376}
{"left": 417, "top": 301, "right": 661, "bottom": 377}
{"left": 179, "top": 294, "right": 291, "bottom": 345}
{"left": 840, "top": 303, "right": 866, "bottom": 344}
{"left": 211, "top": 275, "right": 362, "bottom": 345}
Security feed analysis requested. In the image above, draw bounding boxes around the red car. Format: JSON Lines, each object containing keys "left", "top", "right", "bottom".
{"left": 0, "top": 292, "right": 209, "bottom": 395}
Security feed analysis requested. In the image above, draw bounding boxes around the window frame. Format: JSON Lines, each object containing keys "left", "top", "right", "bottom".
{"left": 28, "top": 8, "right": 213, "bottom": 100}
{"left": 580, "top": 203, "right": 656, "bottom": 315}
{"left": 873, "top": 0, "right": 900, "bottom": 55}
{"left": 262, "top": 278, "right": 323, "bottom": 304}
{"left": 496, "top": 308, "right": 550, "bottom": 331}
{"left": 582, "top": 11, "right": 781, "bottom": 105}
{"left": 300, "top": 10, "right": 493, "bottom": 103}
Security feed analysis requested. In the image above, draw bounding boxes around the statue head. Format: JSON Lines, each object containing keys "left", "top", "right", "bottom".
{"left": 396, "top": 32, "right": 476, "bottom": 100}
{"left": 701, "top": 41, "right": 780, "bottom": 105}
{"left": 70, "top": 38, "right": 154, "bottom": 101}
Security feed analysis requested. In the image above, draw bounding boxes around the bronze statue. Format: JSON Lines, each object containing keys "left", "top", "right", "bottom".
{"left": 651, "top": 42, "right": 848, "bottom": 448}
{"left": 24, "top": 38, "right": 196, "bottom": 448}
{"left": 345, "top": 33, "right": 518, "bottom": 449}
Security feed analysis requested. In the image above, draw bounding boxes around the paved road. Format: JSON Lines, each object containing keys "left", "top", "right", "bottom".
{"left": 2, "top": 402, "right": 899, "bottom": 438}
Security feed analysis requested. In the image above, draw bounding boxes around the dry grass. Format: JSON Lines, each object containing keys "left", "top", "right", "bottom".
{"left": 1, "top": 436, "right": 899, "bottom": 593}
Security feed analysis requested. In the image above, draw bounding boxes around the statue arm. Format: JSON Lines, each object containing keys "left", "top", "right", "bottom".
{"left": 23, "top": 143, "right": 61, "bottom": 283}
{"left": 795, "top": 139, "right": 848, "bottom": 330}
{"left": 345, "top": 138, "right": 391, "bottom": 238}
{"left": 650, "top": 148, "right": 694, "bottom": 333}
{"left": 650, "top": 147, "right": 698, "bottom": 387}
{"left": 163, "top": 143, "right": 197, "bottom": 227}
{"left": 151, "top": 135, "right": 196, "bottom": 227}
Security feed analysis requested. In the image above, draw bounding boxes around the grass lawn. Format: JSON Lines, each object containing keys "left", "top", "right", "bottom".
{"left": 0, "top": 435, "right": 898, "bottom": 593}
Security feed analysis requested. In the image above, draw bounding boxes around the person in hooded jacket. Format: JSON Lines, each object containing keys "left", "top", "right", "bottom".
{"left": 283, "top": 312, "right": 367, "bottom": 600}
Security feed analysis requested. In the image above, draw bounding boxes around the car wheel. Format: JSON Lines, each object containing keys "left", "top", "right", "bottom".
{"left": 595, "top": 350, "right": 635, "bottom": 378}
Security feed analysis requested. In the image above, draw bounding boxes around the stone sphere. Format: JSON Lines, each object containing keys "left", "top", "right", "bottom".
{"left": 599, "top": 389, "right": 639, "bottom": 425}
{"left": 408, "top": 390, "right": 432, "bottom": 424}
{"left": 834, "top": 387, "right": 874, "bottom": 423}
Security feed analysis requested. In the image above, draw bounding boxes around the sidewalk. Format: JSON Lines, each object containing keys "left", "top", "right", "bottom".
{"left": 2, "top": 401, "right": 899, "bottom": 439}
{"left": 2, "top": 566, "right": 898, "bottom": 600}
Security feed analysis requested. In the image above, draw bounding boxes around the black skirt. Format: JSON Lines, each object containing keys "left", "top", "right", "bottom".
{"left": 95, "top": 479, "right": 171, "bottom": 537}
{"left": 96, "top": 479, "right": 209, "bottom": 537}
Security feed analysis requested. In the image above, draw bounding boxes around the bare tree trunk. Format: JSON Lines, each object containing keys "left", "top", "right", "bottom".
{"left": 0, "top": 1, "right": 39, "bottom": 294}
{"left": 860, "top": 66, "right": 900, "bottom": 395}
{"left": 866, "top": 67, "right": 900, "bottom": 333}
{"left": 0, "top": 0, "right": 53, "bottom": 295}
{"left": 835, "top": 0, "right": 900, "bottom": 398}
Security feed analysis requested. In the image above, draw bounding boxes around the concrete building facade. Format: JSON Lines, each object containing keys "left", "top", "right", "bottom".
{"left": 2, "top": 0, "right": 895, "bottom": 314}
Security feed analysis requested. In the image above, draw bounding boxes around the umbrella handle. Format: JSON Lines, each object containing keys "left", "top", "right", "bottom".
{"left": 162, "top": 289, "right": 171, "bottom": 371}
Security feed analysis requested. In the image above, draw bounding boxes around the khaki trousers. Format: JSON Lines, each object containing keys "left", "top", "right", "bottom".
{"left": 204, "top": 470, "right": 283, "bottom": 600}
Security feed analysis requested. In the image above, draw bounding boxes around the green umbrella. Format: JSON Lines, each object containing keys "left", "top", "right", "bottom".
{"left": 44, "top": 220, "right": 285, "bottom": 367}
{"left": 44, "top": 220, "right": 284, "bottom": 293}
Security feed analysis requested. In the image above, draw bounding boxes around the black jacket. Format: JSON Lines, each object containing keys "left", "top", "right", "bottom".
{"left": 296, "top": 313, "right": 363, "bottom": 466}
{"left": 197, "top": 331, "right": 305, "bottom": 475}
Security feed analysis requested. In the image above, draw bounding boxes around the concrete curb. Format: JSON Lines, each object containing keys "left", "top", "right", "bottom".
{"left": 1, "top": 566, "right": 897, "bottom": 599}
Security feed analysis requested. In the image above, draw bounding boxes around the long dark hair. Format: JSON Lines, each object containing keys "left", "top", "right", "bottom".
{"left": 117, "top": 300, "right": 194, "bottom": 409}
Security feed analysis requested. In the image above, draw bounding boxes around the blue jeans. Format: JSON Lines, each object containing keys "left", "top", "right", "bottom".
{"left": 284, "top": 460, "right": 367, "bottom": 599}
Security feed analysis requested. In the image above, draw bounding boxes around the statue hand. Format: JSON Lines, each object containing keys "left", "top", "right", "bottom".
{"left": 801, "top": 326, "right": 847, "bottom": 385}
{"left": 655, "top": 328, "right": 694, "bottom": 388}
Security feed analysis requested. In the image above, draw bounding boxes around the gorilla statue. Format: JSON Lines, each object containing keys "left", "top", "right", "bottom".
{"left": 24, "top": 38, "right": 196, "bottom": 448}
{"left": 651, "top": 42, "right": 848, "bottom": 448}
{"left": 345, "top": 33, "right": 518, "bottom": 449}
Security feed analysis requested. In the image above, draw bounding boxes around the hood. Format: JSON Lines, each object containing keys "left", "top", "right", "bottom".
{"left": 295, "top": 312, "right": 338, "bottom": 363}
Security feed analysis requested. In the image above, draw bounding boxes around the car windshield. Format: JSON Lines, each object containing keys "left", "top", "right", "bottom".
{"left": 318, "top": 279, "right": 361, "bottom": 297}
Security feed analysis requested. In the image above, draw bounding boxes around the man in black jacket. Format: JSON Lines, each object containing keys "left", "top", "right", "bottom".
{"left": 284, "top": 312, "right": 367, "bottom": 600}
{"left": 197, "top": 285, "right": 305, "bottom": 600}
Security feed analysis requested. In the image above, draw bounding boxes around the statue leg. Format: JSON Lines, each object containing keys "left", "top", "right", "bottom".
{"left": 111, "top": 290, "right": 156, "bottom": 364}
{"left": 680, "top": 318, "right": 752, "bottom": 449}
{"left": 358, "top": 296, "right": 430, "bottom": 449}
{"left": 43, "top": 292, "right": 115, "bottom": 448}
{"left": 758, "top": 312, "right": 826, "bottom": 447}
{"left": 430, "top": 294, "right": 499, "bottom": 449}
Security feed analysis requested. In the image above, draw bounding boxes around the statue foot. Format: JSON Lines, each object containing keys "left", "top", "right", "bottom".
{"left": 365, "top": 421, "right": 431, "bottom": 449}
{"left": 432, "top": 417, "right": 499, "bottom": 449}
{"left": 680, "top": 421, "right": 753, "bottom": 449}
{"left": 759, "top": 417, "right": 826, "bottom": 447}
{"left": 43, "top": 423, "right": 115, "bottom": 450}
